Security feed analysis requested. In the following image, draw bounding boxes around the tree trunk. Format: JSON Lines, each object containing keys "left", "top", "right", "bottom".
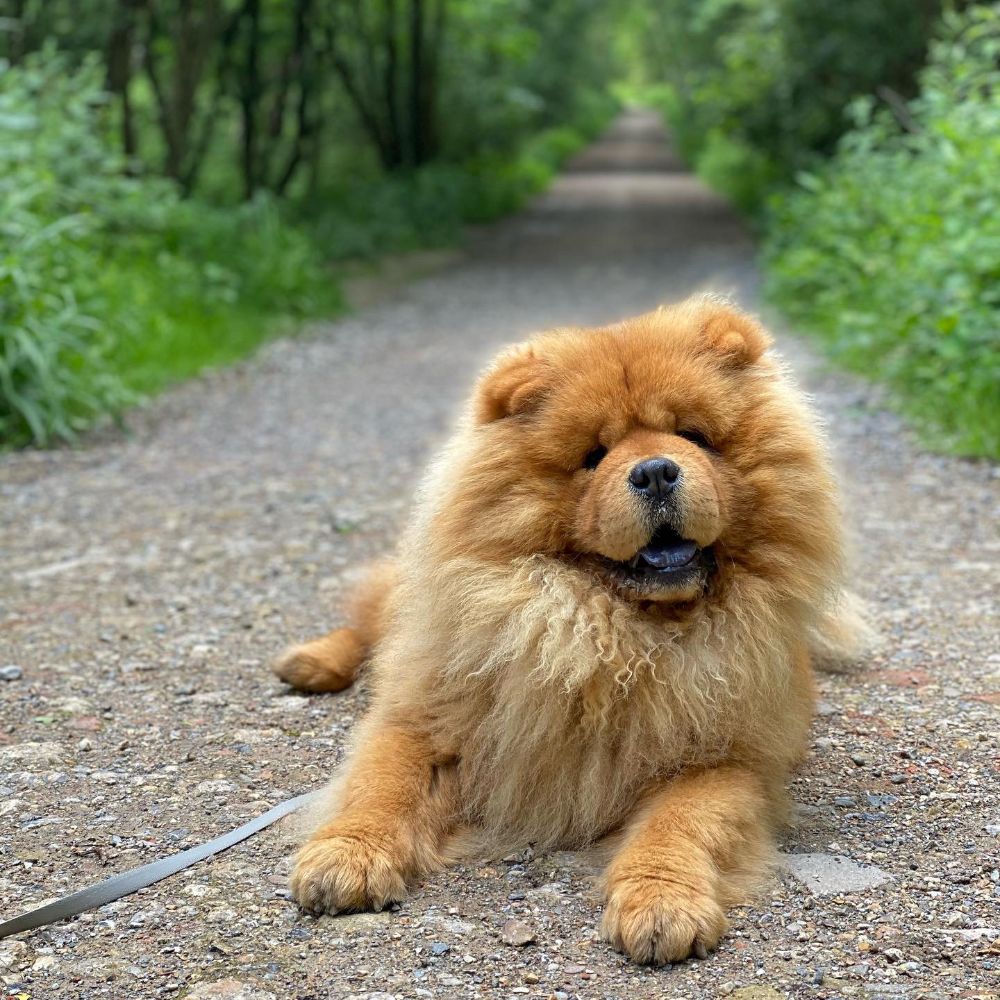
{"left": 240, "top": 0, "right": 262, "bottom": 198}
{"left": 409, "top": 0, "right": 425, "bottom": 166}
{"left": 106, "top": 0, "right": 139, "bottom": 159}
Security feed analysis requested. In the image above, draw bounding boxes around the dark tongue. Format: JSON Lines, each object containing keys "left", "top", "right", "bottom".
{"left": 639, "top": 538, "right": 698, "bottom": 569}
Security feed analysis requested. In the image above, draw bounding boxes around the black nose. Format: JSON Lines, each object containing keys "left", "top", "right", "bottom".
{"left": 629, "top": 457, "right": 681, "bottom": 499}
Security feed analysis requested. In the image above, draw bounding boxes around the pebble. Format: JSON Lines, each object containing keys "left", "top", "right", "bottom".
{"left": 782, "top": 853, "right": 892, "bottom": 894}
{"left": 184, "top": 983, "right": 278, "bottom": 1000}
{"left": 429, "top": 942, "right": 450, "bottom": 956}
{"left": 0, "top": 741, "right": 63, "bottom": 768}
{"left": 0, "top": 941, "right": 32, "bottom": 972}
{"left": 324, "top": 912, "right": 391, "bottom": 932}
{"left": 0, "top": 665, "right": 23, "bottom": 681}
{"left": 501, "top": 919, "right": 536, "bottom": 946}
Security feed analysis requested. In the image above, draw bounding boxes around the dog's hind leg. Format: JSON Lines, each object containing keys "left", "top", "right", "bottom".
{"left": 273, "top": 560, "right": 398, "bottom": 693}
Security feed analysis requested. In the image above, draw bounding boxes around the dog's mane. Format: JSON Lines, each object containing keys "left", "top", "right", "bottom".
{"left": 371, "top": 551, "right": 816, "bottom": 853}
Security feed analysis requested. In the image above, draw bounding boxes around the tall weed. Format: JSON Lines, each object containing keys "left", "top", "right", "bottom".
{"left": 0, "top": 51, "right": 335, "bottom": 447}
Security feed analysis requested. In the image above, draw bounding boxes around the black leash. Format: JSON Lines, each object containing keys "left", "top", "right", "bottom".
{"left": 0, "top": 790, "right": 315, "bottom": 940}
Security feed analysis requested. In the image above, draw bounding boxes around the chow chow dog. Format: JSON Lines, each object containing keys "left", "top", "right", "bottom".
{"left": 273, "top": 296, "right": 861, "bottom": 964}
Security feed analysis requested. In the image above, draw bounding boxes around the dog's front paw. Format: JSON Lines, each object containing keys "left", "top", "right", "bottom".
{"left": 600, "top": 873, "right": 727, "bottom": 964}
{"left": 290, "top": 831, "right": 408, "bottom": 913}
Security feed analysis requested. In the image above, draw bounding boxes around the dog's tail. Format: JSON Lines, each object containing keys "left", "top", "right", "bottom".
{"left": 808, "top": 589, "right": 877, "bottom": 673}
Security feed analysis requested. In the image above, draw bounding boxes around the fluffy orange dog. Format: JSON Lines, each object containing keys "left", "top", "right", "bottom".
{"left": 274, "top": 296, "right": 860, "bottom": 964}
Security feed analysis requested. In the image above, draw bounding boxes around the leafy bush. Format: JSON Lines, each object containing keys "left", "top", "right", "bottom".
{"left": 764, "top": 4, "right": 1000, "bottom": 458}
{"left": 0, "top": 51, "right": 129, "bottom": 444}
{"left": 301, "top": 110, "right": 615, "bottom": 260}
{"left": 0, "top": 50, "right": 336, "bottom": 447}
{"left": 638, "top": 0, "right": 941, "bottom": 212}
{"left": 1, "top": 44, "right": 612, "bottom": 448}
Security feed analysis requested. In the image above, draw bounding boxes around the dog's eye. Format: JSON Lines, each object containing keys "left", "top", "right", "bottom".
{"left": 676, "top": 428, "right": 713, "bottom": 450}
{"left": 582, "top": 445, "right": 608, "bottom": 470}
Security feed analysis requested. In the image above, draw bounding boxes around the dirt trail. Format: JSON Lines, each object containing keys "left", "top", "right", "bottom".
{"left": 1, "top": 110, "right": 997, "bottom": 1000}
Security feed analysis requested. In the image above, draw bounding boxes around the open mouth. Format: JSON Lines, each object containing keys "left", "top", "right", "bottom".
{"left": 629, "top": 524, "right": 699, "bottom": 573}
{"left": 600, "top": 524, "right": 709, "bottom": 593}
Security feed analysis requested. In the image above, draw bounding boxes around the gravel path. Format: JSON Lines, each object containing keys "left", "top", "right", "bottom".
{"left": 1, "top": 110, "right": 997, "bottom": 1000}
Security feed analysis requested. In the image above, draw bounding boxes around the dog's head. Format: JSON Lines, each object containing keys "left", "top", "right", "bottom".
{"left": 432, "top": 297, "right": 841, "bottom": 609}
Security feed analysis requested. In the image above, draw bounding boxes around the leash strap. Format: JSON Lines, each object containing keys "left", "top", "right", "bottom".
{"left": 0, "top": 790, "right": 315, "bottom": 940}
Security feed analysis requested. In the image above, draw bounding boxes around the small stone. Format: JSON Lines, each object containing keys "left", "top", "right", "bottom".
{"left": 0, "top": 940, "right": 32, "bottom": 971}
{"left": 562, "top": 964, "right": 585, "bottom": 975}
{"left": 890, "top": 774, "right": 907, "bottom": 784}
{"left": 865, "top": 793, "right": 897, "bottom": 808}
{"left": 524, "top": 973, "right": 540, "bottom": 984}
{"left": 834, "top": 796, "right": 856, "bottom": 807}
{"left": 77, "top": 738, "right": 94, "bottom": 752}
{"left": 325, "top": 911, "right": 391, "bottom": 932}
{"left": 501, "top": 919, "right": 536, "bottom": 947}
{"left": 782, "top": 853, "right": 891, "bottom": 895}
{"left": 430, "top": 942, "right": 450, "bottom": 956}
{"left": 185, "top": 982, "right": 278, "bottom": 1000}
{"left": 0, "top": 665, "right": 23, "bottom": 681}
{"left": 850, "top": 753, "right": 870, "bottom": 766}
{"left": 0, "top": 742, "right": 63, "bottom": 769}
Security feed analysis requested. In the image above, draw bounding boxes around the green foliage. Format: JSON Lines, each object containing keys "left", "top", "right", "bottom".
{"left": 437, "top": 0, "right": 617, "bottom": 158}
{"left": 0, "top": 50, "right": 336, "bottom": 447}
{"left": 764, "top": 5, "right": 1000, "bottom": 459}
{"left": 299, "top": 108, "right": 614, "bottom": 260}
{"left": 0, "top": 1, "right": 620, "bottom": 449}
{"left": 635, "top": 0, "right": 940, "bottom": 212}
{"left": 0, "top": 50, "right": 129, "bottom": 445}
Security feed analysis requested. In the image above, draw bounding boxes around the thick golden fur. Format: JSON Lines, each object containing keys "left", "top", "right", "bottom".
{"left": 274, "top": 296, "right": 857, "bottom": 964}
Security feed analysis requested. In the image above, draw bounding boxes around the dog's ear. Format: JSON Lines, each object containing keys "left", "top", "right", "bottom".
{"left": 691, "top": 296, "right": 772, "bottom": 365}
{"left": 474, "top": 345, "right": 551, "bottom": 423}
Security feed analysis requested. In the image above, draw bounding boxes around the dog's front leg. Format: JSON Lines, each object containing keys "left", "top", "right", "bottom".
{"left": 291, "top": 721, "right": 457, "bottom": 913}
{"left": 601, "top": 764, "right": 780, "bottom": 964}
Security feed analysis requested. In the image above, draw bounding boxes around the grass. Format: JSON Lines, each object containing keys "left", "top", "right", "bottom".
{"left": 1, "top": 48, "right": 614, "bottom": 449}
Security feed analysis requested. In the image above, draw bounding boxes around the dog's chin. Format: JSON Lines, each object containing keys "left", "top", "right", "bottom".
{"left": 587, "top": 525, "right": 714, "bottom": 604}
